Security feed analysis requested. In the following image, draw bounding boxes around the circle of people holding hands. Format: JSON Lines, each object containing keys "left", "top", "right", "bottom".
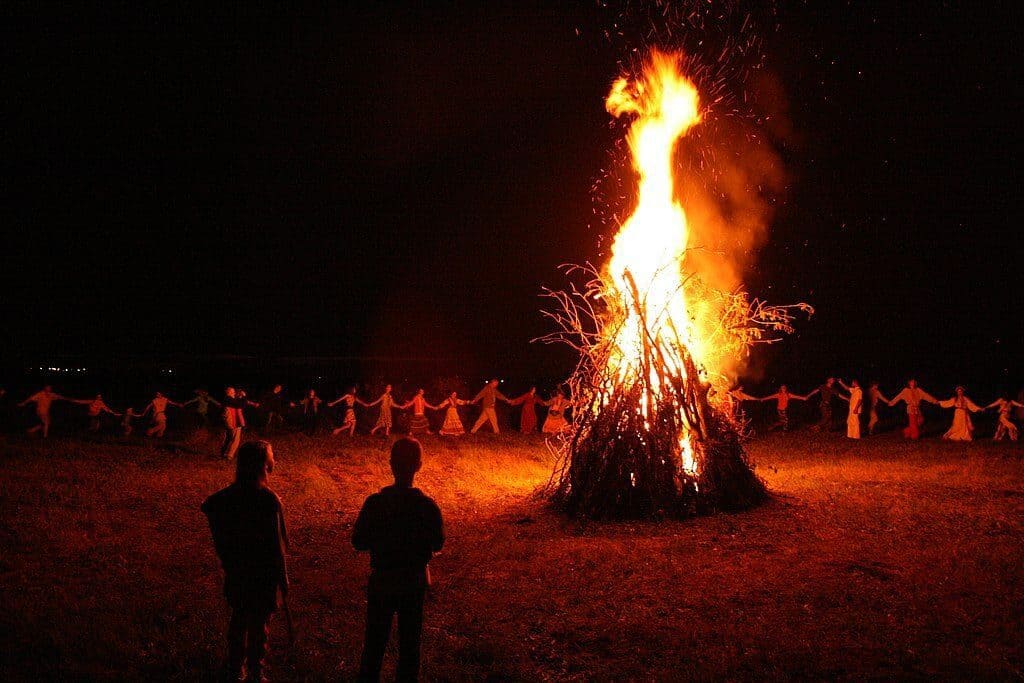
{"left": 730, "top": 377, "right": 1023, "bottom": 442}
{"left": 7, "top": 380, "right": 576, "bottom": 447}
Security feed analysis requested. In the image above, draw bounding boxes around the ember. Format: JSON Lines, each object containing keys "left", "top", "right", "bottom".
{"left": 544, "top": 50, "right": 810, "bottom": 519}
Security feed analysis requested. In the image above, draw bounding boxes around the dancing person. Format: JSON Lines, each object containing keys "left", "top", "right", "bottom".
{"left": 353, "top": 437, "right": 444, "bottom": 682}
{"left": 887, "top": 379, "right": 939, "bottom": 440}
{"left": 866, "top": 381, "right": 890, "bottom": 435}
{"left": 201, "top": 440, "right": 289, "bottom": 683}
{"left": 19, "top": 385, "right": 67, "bottom": 438}
{"left": 365, "top": 385, "right": 397, "bottom": 437}
{"left": 432, "top": 391, "right": 468, "bottom": 436}
{"left": 183, "top": 389, "right": 221, "bottom": 428}
{"left": 329, "top": 387, "right": 359, "bottom": 436}
{"left": 140, "top": 392, "right": 182, "bottom": 438}
{"left": 72, "top": 393, "right": 121, "bottom": 432}
{"left": 510, "top": 387, "right": 540, "bottom": 433}
{"left": 806, "top": 378, "right": 838, "bottom": 432}
{"left": 398, "top": 389, "right": 431, "bottom": 436}
{"left": 986, "top": 395, "right": 1023, "bottom": 441}
{"left": 470, "top": 379, "right": 510, "bottom": 434}
{"left": 260, "top": 385, "right": 286, "bottom": 433}
{"left": 937, "top": 386, "right": 983, "bottom": 441}
{"left": 758, "top": 385, "right": 811, "bottom": 432}
{"left": 837, "top": 379, "right": 864, "bottom": 439}
{"left": 728, "top": 385, "right": 759, "bottom": 422}
{"left": 121, "top": 406, "right": 142, "bottom": 436}
{"left": 541, "top": 388, "right": 572, "bottom": 434}
{"left": 221, "top": 387, "right": 251, "bottom": 460}
{"left": 296, "top": 389, "right": 322, "bottom": 436}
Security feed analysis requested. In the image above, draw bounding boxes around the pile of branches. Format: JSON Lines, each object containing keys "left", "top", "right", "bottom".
{"left": 539, "top": 263, "right": 809, "bottom": 520}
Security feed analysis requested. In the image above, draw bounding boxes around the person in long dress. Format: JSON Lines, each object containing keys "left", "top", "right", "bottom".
{"left": 432, "top": 392, "right": 469, "bottom": 436}
{"left": 541, "top": 389, "right": 571, "bottom": 434}
{"left": 758, "top": 385, "right": 811, "bottom": 432}
{"left": 72, "top": 393, "right": 121, "bottom": 432}
{"left": 510, "top": 387, "right": 540, "bottom": 433}
{"left": 837, "top": 379, "right": 864, "bottom": 439}
{"left": 141, "top": 392, "right": 183, "bottom": 438}
{"left": 365, "top": 385, "right": 397, "bottom": 436}
{"left": 398, "top": 389, "right": 432, "bottom": 435}
{"left": 887, "top": 379, "right": 939, "bottom": 440}
{"left": 866, "top": 382, "right": 890, "bottom": 435}
{"left": 937, "top": 386, "right": 983, "bottom": 441}
{"left": 986, "top": 395, "right": 1023, "bottom": 441}
{"left": 329, "top": 387, "right": 359, "bottom": 436}
{"left": 18, "top": 386, "right": 67, "bottom": 438}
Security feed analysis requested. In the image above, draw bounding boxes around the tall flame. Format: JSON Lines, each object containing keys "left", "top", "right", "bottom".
{"left": 603, "top": 51, "right": 704, "bottom": 472}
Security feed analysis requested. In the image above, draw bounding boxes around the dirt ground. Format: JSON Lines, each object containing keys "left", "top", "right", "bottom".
{"left": 1, "top": 430, "right": 1023, "bottom": 680}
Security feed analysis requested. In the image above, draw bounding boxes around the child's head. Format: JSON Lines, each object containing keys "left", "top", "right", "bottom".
{"left": 235, "top": 440, "right": 274, "bottom": 485}
{"left": 390, "top": 437, "right": 422, "bottom": 486}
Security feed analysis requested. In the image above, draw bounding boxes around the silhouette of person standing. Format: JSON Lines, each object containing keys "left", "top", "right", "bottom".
{"left": 353, "top": 437, "right": 444, "bottom": 682}
{"left": 202, "top": 440, "right": 289, "bottom": 683}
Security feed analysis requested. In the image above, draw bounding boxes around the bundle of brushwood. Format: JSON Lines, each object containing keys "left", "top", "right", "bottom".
{"left": 540, "top": 264, "right": 806, "bottom": 520}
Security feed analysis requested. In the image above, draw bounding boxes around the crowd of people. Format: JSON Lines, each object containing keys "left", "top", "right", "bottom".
{"left": 5, "top": 375, "right": 1023, "bottom": 452}
{"left": 732, "top": 377, "right": 1024, "bottom": 442}
{"left": 2, "top": 380, "right": 576, "bottom": 450}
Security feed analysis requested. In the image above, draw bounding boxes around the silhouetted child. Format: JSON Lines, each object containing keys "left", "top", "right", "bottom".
{"left": 202, "top": 440, "right": 289, "bottom": 682}
{"left": 353, "top": 437, "right": 444, "bottom": 682}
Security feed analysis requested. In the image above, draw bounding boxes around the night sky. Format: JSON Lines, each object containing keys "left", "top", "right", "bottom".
{"left": 4, "top": 1, "right": 1022, "bottom": 390}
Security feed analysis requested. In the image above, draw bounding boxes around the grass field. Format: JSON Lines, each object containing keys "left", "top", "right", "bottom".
{"left": 2, "top": 429, "right": 1023, "bottom": 680}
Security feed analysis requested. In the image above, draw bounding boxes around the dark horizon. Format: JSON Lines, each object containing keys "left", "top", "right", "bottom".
{"left": 4, "top": 2, "right": 1022, "bottom": 391}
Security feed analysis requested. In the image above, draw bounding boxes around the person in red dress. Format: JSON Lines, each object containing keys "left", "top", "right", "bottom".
{"left": 510, "top": 387, "right": 540, "bottom": 433}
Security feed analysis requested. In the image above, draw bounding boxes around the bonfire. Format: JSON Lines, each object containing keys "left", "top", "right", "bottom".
{"left": 543, "top": 51, "right": 810, "bottom": 519}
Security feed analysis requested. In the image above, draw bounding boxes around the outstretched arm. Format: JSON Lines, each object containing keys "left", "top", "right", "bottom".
{"left": 985, "top": 399, "right": 1002, "bottom": 410}
{"left": 920, "top": 389, "right": 940, "bottom": 404}
{"left": 182, "top": 397, "right": 199, "bottom": 407}
{"left": 837, "top": 380, "right": 851, "bottom": 391}
{"left": 805, "top": 388, "right": 821, "bottom": 399}
{"left": 328, "top": 397, "right": 343, "bottom": 407}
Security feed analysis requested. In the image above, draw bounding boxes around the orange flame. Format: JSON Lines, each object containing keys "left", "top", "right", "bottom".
{"left": 602, "top": 51, "right": 707, "bottom": 473}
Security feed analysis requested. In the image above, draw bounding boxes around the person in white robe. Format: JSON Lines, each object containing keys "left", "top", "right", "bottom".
{"left": 837, "top": 379, "right": 864, "bottom": 439}
{"left": 938, "top": 386, "right": 982, "bottom": 441}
